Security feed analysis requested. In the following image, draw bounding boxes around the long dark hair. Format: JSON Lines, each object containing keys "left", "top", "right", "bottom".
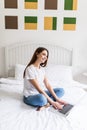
{"left": 23, "top": 47, "right": 49, "bottom": 78}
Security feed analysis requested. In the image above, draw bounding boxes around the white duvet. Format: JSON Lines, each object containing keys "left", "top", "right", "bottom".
{"left": 0, "top": 79, "right": 87, "bottom": 130}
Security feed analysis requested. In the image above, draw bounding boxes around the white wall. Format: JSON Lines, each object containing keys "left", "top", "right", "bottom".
{"left": 0, "top": 0, "right": 87, "bottom": 77}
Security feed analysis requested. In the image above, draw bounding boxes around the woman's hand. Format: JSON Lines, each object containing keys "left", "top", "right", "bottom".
{"left": 51, "top": 101, "right": 63, "bottom": 110}
{"left": 56, "top": 99, "right": 67, "bottom": 105}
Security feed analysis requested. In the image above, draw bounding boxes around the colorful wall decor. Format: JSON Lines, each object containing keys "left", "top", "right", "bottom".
{"left": 24, "top": 16, "right": 37, "bottom": 30}
{"left": 64, "top": 0, "right": 77, "bottom": 10}
{"left": 3, "top": 0, "right": 78, "bottom": 31}
{"left": 4, "top": 0, "right": 18, "bottom": 8}
{"left": 5, "top": 16, "right": 18, "bottom": 29}
{"left": 63, "top": 17, "right": 76, "bottom": 30}
{"left": 44, "top": 17, "right": 57, "bottom": 30}
{"left": 45, "top": 0, "right": 57, "bottom": 10}
{"left": 24, "top": 0, "right": 38, "bottom": 9}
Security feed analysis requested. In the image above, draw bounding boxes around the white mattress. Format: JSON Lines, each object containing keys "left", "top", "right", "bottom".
{"left": 0, "top": 79, "right": 87, "bottom": 130}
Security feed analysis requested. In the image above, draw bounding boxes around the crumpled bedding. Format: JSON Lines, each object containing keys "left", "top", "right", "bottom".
{"left": 0, "top": 79, "right": 87, "bottom": 130}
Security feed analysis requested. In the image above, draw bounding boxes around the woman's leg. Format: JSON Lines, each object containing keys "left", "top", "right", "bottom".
{"left": 45, "top": 88, "right": 64, "bottom": 100}
{"left": 54, "top": 88, "right": 65, "bottom": 98}
{"left": 23, "top": 94, "right": 48, "bottom": 107}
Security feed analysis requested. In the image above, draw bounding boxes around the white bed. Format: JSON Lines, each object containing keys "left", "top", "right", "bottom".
{"left": 0, "top": 42, "right": 87, "bottom": 130}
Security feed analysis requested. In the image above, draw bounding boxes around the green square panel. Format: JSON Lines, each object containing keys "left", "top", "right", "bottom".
{"left": 44, "top": 17, "right": 57, "bottom": 30}
{"left": 63, "top": 17, "right": 76, "bottom": 30}
{"left": 24, "top": 16, "right": 37, "bottom": 30}
{"left": 64, "top": 0, "right": 77, "bottom": 10}
{"left": 24, "top": 0, "right": 38, "bottom": 9}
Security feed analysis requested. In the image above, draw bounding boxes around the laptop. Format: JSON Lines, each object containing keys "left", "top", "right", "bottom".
{"left": 49, "top": 104, "right": 74, "bottom": 116}
{"left": 58, "top": 104, "right": 74, "bottom": 116}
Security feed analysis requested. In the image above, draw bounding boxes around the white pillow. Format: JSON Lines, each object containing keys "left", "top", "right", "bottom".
{"left": 45, "top": 64, "right": 73, "bottom": 83}
{"left": 15, "top": 64, "right": 26, "bottom": 80}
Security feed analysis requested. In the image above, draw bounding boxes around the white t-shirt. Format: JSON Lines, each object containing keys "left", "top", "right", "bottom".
{"left": 23, "top": 65, "right": 46, "bottom": 97}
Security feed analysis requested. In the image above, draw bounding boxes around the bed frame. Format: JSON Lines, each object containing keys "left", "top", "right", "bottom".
{"left": 5, "top": 41, "right": 73, "bottom": 77}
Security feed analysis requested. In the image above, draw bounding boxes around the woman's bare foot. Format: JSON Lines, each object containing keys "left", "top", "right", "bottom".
{"left": 36, "top": 103, "right": 50, "bottom": 111}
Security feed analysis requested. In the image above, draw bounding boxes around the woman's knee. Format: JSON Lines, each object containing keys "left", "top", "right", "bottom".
{"left": 23, "top": 96, "right": 29, "bottom": 105}
{"left": 54, "top": 88, "right": 65, "bottom": 97}
{"left": 38, "top": 94, "right": 47, "bottom": 106}
{"left": 23, "top": 95, "right": 47, "bottom": 107}
{"left": 60, "top": 88, "right": 64, "bottom": 96}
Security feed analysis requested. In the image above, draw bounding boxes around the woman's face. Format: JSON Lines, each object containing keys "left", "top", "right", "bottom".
{"left": 37, "top": 50, "right": 48, "bottom": 63}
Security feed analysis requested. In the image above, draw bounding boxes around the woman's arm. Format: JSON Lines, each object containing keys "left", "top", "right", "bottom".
{"left": 44, "top": 76, "right": 59, "bottom": 100}
{"left": 44, "top": 76, "right": 67, "bottom": 105}
{"left": 29, "top": 79, "right": 54, "bottom": 104}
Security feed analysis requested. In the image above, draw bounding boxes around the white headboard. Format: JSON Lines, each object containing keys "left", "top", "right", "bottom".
{"left": 5, "top": 41, "right": 72, "bottom": 77}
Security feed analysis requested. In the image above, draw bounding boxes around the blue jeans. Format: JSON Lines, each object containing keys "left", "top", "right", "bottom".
{"left": 23, "top": 88, "right": 64, "bottom": 107}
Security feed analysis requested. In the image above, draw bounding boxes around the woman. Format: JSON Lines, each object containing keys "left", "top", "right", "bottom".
{"left": 23, "top": 47, "right": 66, "bottom": 111}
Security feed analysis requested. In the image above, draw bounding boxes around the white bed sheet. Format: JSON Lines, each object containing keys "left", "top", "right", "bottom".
{"left": 0, "top": 77, "right": 23, "bottom": 85}
{"left": 0, "top": 80, "right": 87, "bottom": 130}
